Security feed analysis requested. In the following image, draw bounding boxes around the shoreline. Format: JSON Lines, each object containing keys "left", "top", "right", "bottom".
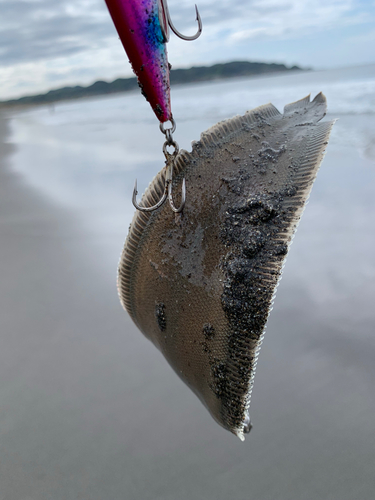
{"left": 1, "top": 61, "right": 304, "bottom": 109}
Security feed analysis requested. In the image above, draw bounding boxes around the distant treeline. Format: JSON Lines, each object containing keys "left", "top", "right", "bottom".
{"left": 1, "top": 61, "right": 302, "bottom": 107}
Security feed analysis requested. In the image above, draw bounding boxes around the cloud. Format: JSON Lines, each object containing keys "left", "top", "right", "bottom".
{"left": 0, "top": 0, "right": 113, "bottom": 66}
{"left": 227, "top": 0, "right": 368, "bottom": 42}
{"left": 0, "top": 0, "right": 374, "bottom": 98}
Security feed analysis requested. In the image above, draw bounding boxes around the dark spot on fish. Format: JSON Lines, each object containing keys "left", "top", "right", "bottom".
{"left": 221, "top": 168, "right": 251, "bottom": 195}
{"left": 210, "top": 359, "right": 227, "bottom": 399}
{"left": 295, "top": 121, "right": 314, "bottom": 127}
{"left": 242, "top": 228, "right": 266, "bottom": 257}
{"left": 226, "top": 194, "right": 280, "bottom": 227}
{"left": 224, "top": 257, "right": 249, "bottom": 283}
{"left": 130, "top": 29, "right": 134, "bottom": 34}
{"left": 203, "top": 323, "right": 215, "bottom": 340}
{"left": 200, "top": 341, "right": 210, "bottom": 353}
{"left": 155, "top": 302, "right": 166, "bottom": 332}
{"left": 254, "top": 112, "right": 270, "bottom": 128}
{"left": 281, "top": 185, "right": 298, "bottom": 197}
{"left": 274, "top": 244, "right": 288, "bottom": 256}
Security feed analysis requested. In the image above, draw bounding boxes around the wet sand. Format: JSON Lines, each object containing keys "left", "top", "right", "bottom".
{"left": 0, "top": 108, "right": 375, "bottom": 499}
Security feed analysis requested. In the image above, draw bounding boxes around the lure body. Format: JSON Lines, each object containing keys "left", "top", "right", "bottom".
{"left": 105, "top": 0, "right": 172, "bottom": 122}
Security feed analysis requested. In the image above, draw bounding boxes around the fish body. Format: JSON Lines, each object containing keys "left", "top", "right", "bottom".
{"left": 118, "top": 94, "right": 335, "bottom": 440}
{"left": 105, "top": 0, "right": 171, "bottom": 122}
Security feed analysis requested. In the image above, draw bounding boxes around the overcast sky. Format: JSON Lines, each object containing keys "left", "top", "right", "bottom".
{"left": 1, "top": 0, "right": 375, "bottom": 99}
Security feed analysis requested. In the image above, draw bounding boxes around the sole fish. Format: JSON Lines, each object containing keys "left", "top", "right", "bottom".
{"left": 118, "top": 93, "right": 335, "bottom": 440}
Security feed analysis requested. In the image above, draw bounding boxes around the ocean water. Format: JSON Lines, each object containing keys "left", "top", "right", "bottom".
{"left": 8, "top": 64, "right": 375, "bottom": 218}
{"left": 2, "top": 64, "right": 375, "bottom": 499}
{"left": 7, "top": 64, "right": 375, "bottom": 308}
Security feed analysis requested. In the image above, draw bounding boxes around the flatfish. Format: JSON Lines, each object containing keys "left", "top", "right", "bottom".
{"left": 118, "top": 93, "right": 335, "bottom": 440}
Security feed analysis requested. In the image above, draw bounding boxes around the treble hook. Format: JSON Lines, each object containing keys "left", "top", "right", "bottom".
{"left": 168, "top": 168, "right": 186, "bottom": 213}
{"left": 132, "top": 4, "right": 200, "bottom": 213}
{"left": 132, "top": 126, "right": 186, "bottom": 213}
{"left": 158, "top": 0, "right": 202, "bottom": 42}
{"left": 132, "top": 179, "right": 168, "bottom": 212}
{"left": 132, "top": 163, "right": 186, "bottom": 213}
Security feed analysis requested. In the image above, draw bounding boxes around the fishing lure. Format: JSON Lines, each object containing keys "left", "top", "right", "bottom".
{"left": 118, "top": 94, "right": 335, "bottom": 440}
{"left": 104, "top": 0, "right": 202, "bottom": 212}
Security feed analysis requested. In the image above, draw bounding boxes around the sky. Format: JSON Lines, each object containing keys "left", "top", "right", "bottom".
{"left": 0, "top": 0, "right": 375, "bottom": 99}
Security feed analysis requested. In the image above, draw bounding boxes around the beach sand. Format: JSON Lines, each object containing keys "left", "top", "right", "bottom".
{"left": 0, "top": 103, "right": 375, "bottom": 499}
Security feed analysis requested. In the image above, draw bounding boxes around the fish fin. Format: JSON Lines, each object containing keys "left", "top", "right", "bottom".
{"left": 117, "top": 172, "right": 166, "bottom": 316}
{"left": 283, "top": 93, "right": 311, "bottom": 113}
{"left": 198, "top": 103, "right": 281, "bottom": 147}
{"left": 233, "top": 116, "right": 336, "bottom": 441}
{"left": 281, "top": 118, "right": 336, "bottom": 243}
{"left": 245, "top": 102, "right": 282, "bottom": 119}
{"left": 292, "top": 119, "right": 335, "bottom": 198}
{"left": 284, "top": 92, "right": 327, "bottom": 123}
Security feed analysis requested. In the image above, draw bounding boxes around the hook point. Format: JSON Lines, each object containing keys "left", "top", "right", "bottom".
{"left": 160, "top": 0, "right": 202, "bottom": 42}
{"left": 169, "top": 176, "right": 186, "bottom": 213}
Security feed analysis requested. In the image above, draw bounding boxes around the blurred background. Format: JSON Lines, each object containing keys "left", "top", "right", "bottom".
{"left": 0, "top": 1, "right": 374, "bottom": 499}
